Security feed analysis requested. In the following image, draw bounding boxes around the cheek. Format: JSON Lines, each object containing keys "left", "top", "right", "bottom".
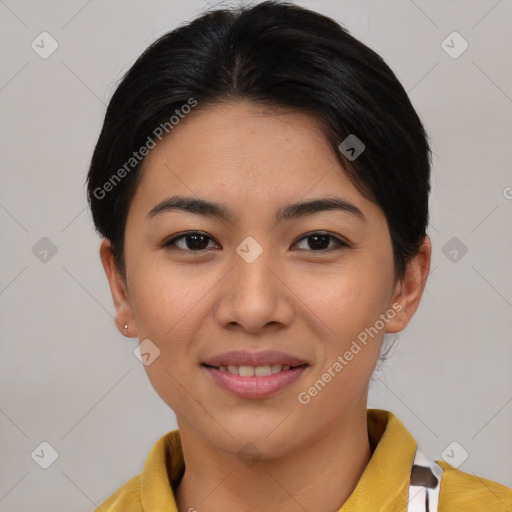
{"left": 291, "top": 260, "right": 392, "bottom": 343}
{"left": 128, "top": 262, "right": 215, "bottom": 342}
{"left": 294, "top": 270, "right": 389, "bottom": 417}
{"left": 126, "top": 266, "right": 206, "bottom": 392}
{"left": 126, "top": 267, "right": 210, "bottom": 410}
{"left": 293, "top": 258, "right": 394, "bottom": 391}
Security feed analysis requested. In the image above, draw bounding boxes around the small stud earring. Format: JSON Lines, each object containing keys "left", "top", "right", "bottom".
{"left": 124, "top": 324, "right": 128, "bottom": 336}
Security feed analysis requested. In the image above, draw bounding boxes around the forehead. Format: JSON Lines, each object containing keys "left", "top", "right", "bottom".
{"left": 142, "top": 100, "right": 337, "bottom": 173}
{"left": 129, "top": 100, "right": 377, "bottom": 222}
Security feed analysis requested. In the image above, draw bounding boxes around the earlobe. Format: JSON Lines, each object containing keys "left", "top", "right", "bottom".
{"left": 99, "top": 239, "right": 136, "bottom": 337}
{"left": 385, "top": 236, "right": 432, "bottom": 333}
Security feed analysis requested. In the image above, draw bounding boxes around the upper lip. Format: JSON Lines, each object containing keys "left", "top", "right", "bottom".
{"left": 202, "top": 350, "right": 308, "bottom": 367}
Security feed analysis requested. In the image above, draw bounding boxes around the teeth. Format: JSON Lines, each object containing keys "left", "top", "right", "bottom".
{"left": 271, "top": 364, "right": 282, "bottom": 374}
{"left": 239, "top": 365, "right": 255, "bottom": 377}
{"left": 227, "top": 365, "right": 239, "bottom": 375}
{"left": 255, "top": 365, "right": 271, "bottom": 376}
{"left": 219, "top": 364, "right": 294, "bottom": 376}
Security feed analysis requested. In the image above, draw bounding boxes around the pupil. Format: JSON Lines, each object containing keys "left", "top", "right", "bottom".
{"left": 188, "top": 234, "right": 208, "bottom": 250}
{"left": 309, "top": 234, "right": 329, "bottom": 250}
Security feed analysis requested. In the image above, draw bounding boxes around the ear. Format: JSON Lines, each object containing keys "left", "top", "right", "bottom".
{"left": 99, "top": 238, "right": 136, "bottom": 337}
{"left": 385, "top": 236, "right": 432, "bottom": 333}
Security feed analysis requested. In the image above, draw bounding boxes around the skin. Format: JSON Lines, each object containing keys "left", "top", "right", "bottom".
{"left": 100, "top": 99, "right": 431, "bottom": 512}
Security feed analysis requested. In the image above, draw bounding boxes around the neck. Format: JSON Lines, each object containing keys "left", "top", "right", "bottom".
{"left": 174, "top": 404, "right": 372, "bottom": 512}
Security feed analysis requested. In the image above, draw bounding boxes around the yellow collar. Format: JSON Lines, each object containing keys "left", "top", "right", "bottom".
{"left": 139, "top": 408, "right": 417, "bottom": 511}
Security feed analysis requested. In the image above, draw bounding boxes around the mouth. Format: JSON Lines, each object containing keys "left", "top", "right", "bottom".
{"left": 201, "top": 362, "right": 307, "bottom": 376}
{"left": 200, "top": 351, "right": 309, "bottom": 399}
{"left": 202, "top": 349, "right": 308, "bottom": 369}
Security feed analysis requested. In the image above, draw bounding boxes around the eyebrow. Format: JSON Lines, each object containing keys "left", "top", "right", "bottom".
{"left": 146, "top": 194, "right": 366, "bottom": 223}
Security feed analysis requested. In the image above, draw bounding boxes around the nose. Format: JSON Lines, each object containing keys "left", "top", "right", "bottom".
{"left": 214, "top": 241, "right": 294, "bottom": 334}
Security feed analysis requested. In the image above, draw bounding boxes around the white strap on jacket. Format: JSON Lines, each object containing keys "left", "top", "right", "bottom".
{"left": 406, "top": 449, "right": 444, "bottom": 512}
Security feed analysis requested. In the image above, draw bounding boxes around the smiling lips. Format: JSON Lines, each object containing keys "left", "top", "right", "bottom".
{"left": 202, "top": 350, "right": 309, "bottom": 399}
{"left": 203, "top": 349, "right": 307, "bottom": 367}
{"left": 202, "top": 349, "right": 307, "bottom": 376}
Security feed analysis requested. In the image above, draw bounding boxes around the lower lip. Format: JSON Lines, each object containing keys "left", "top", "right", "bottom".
{"left": 202, "top": 365, "right": 308, "bottom": 399}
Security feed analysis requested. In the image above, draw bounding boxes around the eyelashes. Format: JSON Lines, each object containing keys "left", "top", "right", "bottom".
{"left": 161, "top": 230, "right": 349, "bottom": 254}
{"left": 163, "top": 232, "right": 218, "bottom": 252}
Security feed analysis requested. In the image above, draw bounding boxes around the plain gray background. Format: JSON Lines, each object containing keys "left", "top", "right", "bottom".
{"left": 1, "top": 0, "right": 511, "bottom": 510}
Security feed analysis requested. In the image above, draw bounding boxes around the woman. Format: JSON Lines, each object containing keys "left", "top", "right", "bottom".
{"left": 87, "top": 2, "right": 511, "bottom": 510}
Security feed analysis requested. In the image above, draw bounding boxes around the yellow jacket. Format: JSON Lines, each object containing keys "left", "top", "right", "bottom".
{"left": 95, "top": 409, "right": 512, "bottom": 511}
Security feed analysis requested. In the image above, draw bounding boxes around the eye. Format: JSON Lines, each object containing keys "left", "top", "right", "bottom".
{"left": 162, "top": 231, "right": 219, "bottom": 252}
{"left": 162, "top": 230, "right": 348, "bottom": 253}
{"left": 293, "top": 232, "right": 348, "bottom": 252}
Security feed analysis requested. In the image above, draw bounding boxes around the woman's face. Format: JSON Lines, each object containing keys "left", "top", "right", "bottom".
{"left": 102, "top": 100, "right": 425, "bottom": 458}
